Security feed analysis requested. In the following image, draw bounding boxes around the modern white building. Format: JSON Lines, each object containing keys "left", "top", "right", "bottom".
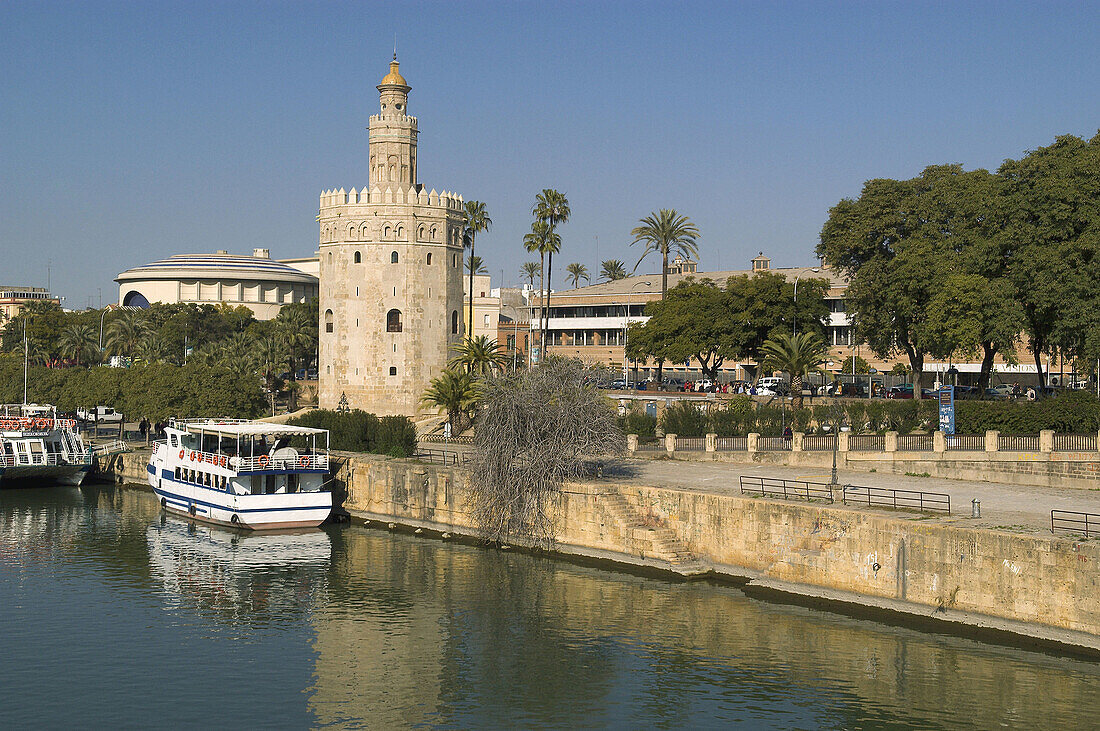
{"left": 115, "top": 248, "right": 319, "bottom": 320}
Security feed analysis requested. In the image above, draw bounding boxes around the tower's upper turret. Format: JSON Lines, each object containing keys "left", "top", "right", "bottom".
{"left": 369, "top": 57, "right": 418, "bottom": 190}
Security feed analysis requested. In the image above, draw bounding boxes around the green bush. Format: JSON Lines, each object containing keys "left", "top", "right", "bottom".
{"left": 660, "top": 401, "right": 709, "bottom": 437}
{"left": 618, "top": 409, "right": 657, "bottom": 440}
{"left": 955, "top": 392, "right": 1100, "bottom": 434}
{"left": 287, "top": 409, "right": 417, "bottom": 457}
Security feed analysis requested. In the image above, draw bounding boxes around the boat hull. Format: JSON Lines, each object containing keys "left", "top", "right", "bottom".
{"left": 149, "top": 469, "right": 331, "bottom": 531}
{"left": 0, "top": 464, "right": 91, "bottom": 486}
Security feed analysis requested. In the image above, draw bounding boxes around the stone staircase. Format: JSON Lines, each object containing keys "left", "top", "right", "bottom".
{"left": 599, "top": 489, "right": 709, "bottom": 577}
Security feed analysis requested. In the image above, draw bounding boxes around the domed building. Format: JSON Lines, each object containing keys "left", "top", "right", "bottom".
{"left": 115, "top": 248, "right": 318, "bottom": 320}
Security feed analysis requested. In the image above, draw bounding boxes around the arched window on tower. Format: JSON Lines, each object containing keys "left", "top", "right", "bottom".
{"left": 451, "top": 310, "right": 459, "bottom": 335}
{"left": 324, "top": 309, "right": 334, "bottom": 333}
{"left": 387, "top": 309, "right": 403, "bottom": 333}
{"left": 391, "top": 251, "right": 399, "bottom": 264}
{"left": 426, "top": 252, "right": 432, "bottom": 265}
{"left": 353, "top": 251, "right": 361, "bottom": 264}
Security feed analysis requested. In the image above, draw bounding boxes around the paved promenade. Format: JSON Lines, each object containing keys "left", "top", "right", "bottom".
{"left": 624, "top": 457, "right": 1100, "bottom": 535}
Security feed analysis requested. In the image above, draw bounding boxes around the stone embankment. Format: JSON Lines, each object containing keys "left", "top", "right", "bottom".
{"left": 334, "top": 452, "right": 1100, "bottom": 657}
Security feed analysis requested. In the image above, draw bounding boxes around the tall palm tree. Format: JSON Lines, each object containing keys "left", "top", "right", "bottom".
{"left": 600, "top": 259, "right": 627, "bottom": 281}
{"left": 276, "top": 307, "right": 316, "bottom": 380}
{"left": 448, "top": 335, "right": 509, "bottom": 376}
{"left": 565, "top": 263, "right": 590, "bottom": 288}
{"left": 760, "top": 332, "right": 828, "bottom": 409}
{"left": 420, "top": 368, "right": 481, "bottom": 433}
{"left": 523, "top": 220, "right": 560, "bottom": 361}
{"left": 520, "top": 261, "right": 541, "bottom": 288}
{"left": 463, "top": 200, "right": 492, "bottom": 340}
{"left": 466, "top": 255, "right": 487, "bottom": 276}
{"left": 58, "top": 323, "right": 99, "bottom": 366}
{"left": 105, "top": 309, "right": 151, "bottom": 358}
{"left": 532, "top": 189, "right": 570, "bottom": 358}
{"left": 132, "top": 334, "right": 172, "bottom": 365}
{"left": 631, "top": 209, "right": 700, "bottom": 299}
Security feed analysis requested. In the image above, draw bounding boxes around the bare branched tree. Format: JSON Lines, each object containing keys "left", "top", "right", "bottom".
{"left": 468, "top": 357, "right": 626, "bottom": 546}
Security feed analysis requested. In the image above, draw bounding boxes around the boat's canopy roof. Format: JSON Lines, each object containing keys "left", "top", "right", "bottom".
{"left": 171, "top": 419, "right": 327, "bottom": 438}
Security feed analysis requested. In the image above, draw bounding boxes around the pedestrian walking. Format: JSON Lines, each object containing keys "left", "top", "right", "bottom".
{"left": 139, "top": 417, "right": 149, "bottom": 444}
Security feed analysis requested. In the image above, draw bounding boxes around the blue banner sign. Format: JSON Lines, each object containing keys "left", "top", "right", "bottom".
{"left": 938, "top": 384, "right": 955, "bottom": 435}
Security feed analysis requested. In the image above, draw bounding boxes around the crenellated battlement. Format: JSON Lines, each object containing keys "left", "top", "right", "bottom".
{"left": 318, "top": 186, "right": 463, "bottom": 211}
{"left": 369, "top": 114, "right": 418, "bottom": 126}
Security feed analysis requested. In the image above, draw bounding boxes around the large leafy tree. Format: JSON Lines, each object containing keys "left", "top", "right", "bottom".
{"left": 58, "top": 323, "right": 100, "bottom": 366}
{"left": 760, "top": 332, "right": 828, "bottom": 408}
{"left": 565, "top": 262, "right": 589, "bottom": 288}
{"left": 532, "top": 189, "right": 570, "bottom": 358}
{"left": 600, "top": 259, "right": 627, "bottom": 281}
{"left": 463, "top": 200, "right": 492, "bottom": 340}
{"left": 625, "top": 279, "right": 741, "bottom": 381}
{"left": 818, "top": 165, "right": 991, "bottom": 398}
{"left": 105, "top": 309, "right": 152, "bottom": 358}
{"left": 998, "top": 134, "right": 1100, "bottom": 388}
{"left": 275, "top": 300, "right": 318, "bottom": 382}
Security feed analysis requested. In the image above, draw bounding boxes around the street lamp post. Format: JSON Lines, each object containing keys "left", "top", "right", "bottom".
{"left": 792, "top": 267, "right": 821, "bottom": 338}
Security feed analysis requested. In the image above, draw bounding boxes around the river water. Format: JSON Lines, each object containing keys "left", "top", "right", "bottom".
{"left": 2, "top": 484, "right": 1099, "bottom": 729}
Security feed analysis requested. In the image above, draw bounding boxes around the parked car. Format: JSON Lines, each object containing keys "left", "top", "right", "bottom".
{"left": 609, "top": 379, "right": 628, "bottom": 390}
{"left": 77, "top": 406, "right": 123, "bottom": 422}
{"left": 831, "top": 382, "right": 868, "bottom": 398}
{"left": 886, "top": 384, "right": 914, "bottom": 399}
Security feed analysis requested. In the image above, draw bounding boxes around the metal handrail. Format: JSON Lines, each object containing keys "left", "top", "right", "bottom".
{"left": 739, "top": 475, "right": 834, "bottom": 503}
{"left": 415, "top": 449, "right": 470, "bottom": 465}
{"left": 1051, "top": 509, "right": 1099, "bottom": 538}
{"left": 842, "top": 485, "right": 950, "bottom": 514}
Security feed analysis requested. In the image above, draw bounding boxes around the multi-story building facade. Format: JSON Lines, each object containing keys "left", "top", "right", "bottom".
{"left": 0, "top": 286, "right": 59, "bottom": 321}
{"left": 317, "top": 58, "right": 466, "bottom": 416}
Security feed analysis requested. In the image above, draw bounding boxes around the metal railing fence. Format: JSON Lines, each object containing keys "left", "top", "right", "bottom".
{"left": 897, "top": 434, "right": 933, "bottom": 451}
{"left": 849, "top": 434, "right": 885, "bottom": 451}
{"left": 945, "top": 434, "right": 985, "bottom": 451}
{"left": 802, "top": 435, "right": 836, "bottom": 451}
{"left": 739, "top": 475, "right": 834, "bottom": 503}
{"left": 1053, "top": 434, "right": 1098, "bottom": 452}
{"left": 716, "top": 437, "right": 748, "bottom": 451}
{"left": 999, "top": 434, "right": 1039, "bottom": 451}
{"left": 757, "top": 436, "right": 792, "bottom": 451}
{"left": 1051, "top": 510, "right": 1099, "bottom": 537}
{"left": 675, "top": 437, "right": 706, "bottom": 452}
{"left": 842, "top": 485, "right": 951, "bottom": 514}
{"left": 415, "top": 449, "right": 470, "bottom": 466}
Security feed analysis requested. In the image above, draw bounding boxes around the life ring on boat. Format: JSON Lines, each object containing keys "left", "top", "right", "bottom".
{"left": 257, "top": 455, "right": 270, "bottom": 468}
{"left": 299, "top": 456, "right": 309, "bottom": 467}
{"left": 189, "top": 451, "right": 196, "bottom": 462}
{"left": 34, "top": 418, "right": 47, "bottom": 430}
{"left": 221, "top": 456, "right": 228, "bottom": 468}
{"left": 179, "top": 449, "right": 185, "bottom": 460}
{"left": 188, "top": 503, "right": 196, "bottom": 516}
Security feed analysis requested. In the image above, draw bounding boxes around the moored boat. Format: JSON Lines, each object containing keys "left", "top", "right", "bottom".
{"left": 0, "top": 404, "right": 94, "bottom": 486}
{"left": 148, "top": 419, "right": 332, "bottom": 530}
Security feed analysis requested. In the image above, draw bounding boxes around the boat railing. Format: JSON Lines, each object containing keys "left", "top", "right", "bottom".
{"left": 0, "top": 417, "right": 78, "bottom": 432}
{"left": 171, "top": 447, "right": 328, "bottom": 472}
{"left": 236, "top": 453, "right": 329, "bottom": 472}
{"left": 170, "top": 418, "right": 253, "bottom": 429}
{"left": 0, "top": 452, "right": 93, "bottom": 467}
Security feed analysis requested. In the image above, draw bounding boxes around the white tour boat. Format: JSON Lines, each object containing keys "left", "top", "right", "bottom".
{"left": 148, "top": 419, "right": 332, "bottom": 530}
{"left": 0, "top": 404, "right": 94, "bottom": 486}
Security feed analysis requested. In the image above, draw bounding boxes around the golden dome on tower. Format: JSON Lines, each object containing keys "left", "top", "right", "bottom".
{"left": 379, "top": 59, "right": 407, "bottom": 87}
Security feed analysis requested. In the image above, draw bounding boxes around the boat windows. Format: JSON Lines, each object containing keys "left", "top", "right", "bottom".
{"left": 287, "top": 474, "right": 299, "bottom": 494}
{"left": 174, "top": 467, "right": 181, "bottom": 480}
{"left": 170, "top": 434, "right": 179, "bottom": 448}
{"left": 251, "top": 476, "right": 263, "bottom": 495}
{"left": 265, "top": 475, "right": 277, "bottom": 495}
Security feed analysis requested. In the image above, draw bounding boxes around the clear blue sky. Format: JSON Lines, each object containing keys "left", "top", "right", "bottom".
{"left": 3, "top": 1, "right": 1099, "bottom": 307}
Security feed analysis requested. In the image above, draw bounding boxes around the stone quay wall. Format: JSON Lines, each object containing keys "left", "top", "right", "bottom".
{"left": 335, "top": 453, "right": 1100, "bottom": 654}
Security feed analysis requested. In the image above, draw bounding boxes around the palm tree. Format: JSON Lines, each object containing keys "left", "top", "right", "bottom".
{"left": 565, "top": 263, "right": 590, "bottom": 288}
{"left": 520, "top": 261, "right": 541, "bottom": 288}
{"left": 532, "top": 189, "right": 570, "bottom": 358}
{"left": 276, "top": 307, "right": 316, "bottom": 381}
{"left": 600, "top": 259, "right": 627, "bottom": 281}
{"left": 760, "top": 332, "right": 828, "bottom": 409}
{"left": 448, "top": 335, "right": 509, "bottom": 376}
{"left": 466, "top": 255, "right": 487, "bottom": 276}
{"left": 523, "top": 220, "right": 560, "bottom": 360}
{"left": 105, "top": 309, "right": 151, "bottom": 358}
{"left": 463, "top": 200, "right": 492, "bottom": 340}
{"left": 58, "top": 323, "right": 99, "bottom": 366}
{"left": 132, "top": 334, "right": 172, "bottom": 365}
{"left": 631, "top": 209, "right": 700, "bottom": 298}
{"left": 420, "top": 368, "right": 481, "bottom": 433}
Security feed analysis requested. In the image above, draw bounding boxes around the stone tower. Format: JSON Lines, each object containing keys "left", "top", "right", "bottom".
{"left": 317, "top": 58, "right": 466, "bottom": 416}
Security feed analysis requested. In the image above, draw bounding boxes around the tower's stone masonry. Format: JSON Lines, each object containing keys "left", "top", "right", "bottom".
{"left": 318, "top": 59, "right": 465, "bottom": 416}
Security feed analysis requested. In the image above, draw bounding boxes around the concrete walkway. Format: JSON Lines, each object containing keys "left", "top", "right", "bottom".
{"left": 619, "top": 457, "right": 1100, "bottom": 535}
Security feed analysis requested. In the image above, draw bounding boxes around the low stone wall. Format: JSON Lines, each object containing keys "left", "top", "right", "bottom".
{"left": 630, "top": 430, "right": 1100, "bottom": 489}
{"left": 338, "top": 453, "right": 1100, "bottom": 654}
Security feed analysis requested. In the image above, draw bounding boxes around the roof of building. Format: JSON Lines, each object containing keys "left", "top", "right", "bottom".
{"left": 543, "top": 265, "right": 847, "bottom": 300}
{"left": 379, "top": 59, "right": 408, "bottom": 87}
{"left": 116, "top": 253, "right": 318, "bottom": 284}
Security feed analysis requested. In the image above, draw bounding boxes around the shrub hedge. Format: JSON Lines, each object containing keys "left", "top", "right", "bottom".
{"left": 288, "top": 409, "right": 417, "bottom": 457}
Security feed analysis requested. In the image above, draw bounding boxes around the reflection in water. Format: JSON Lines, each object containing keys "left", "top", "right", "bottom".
{"left": 1, "top": 484, "right": 1099, "bottom": 729}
